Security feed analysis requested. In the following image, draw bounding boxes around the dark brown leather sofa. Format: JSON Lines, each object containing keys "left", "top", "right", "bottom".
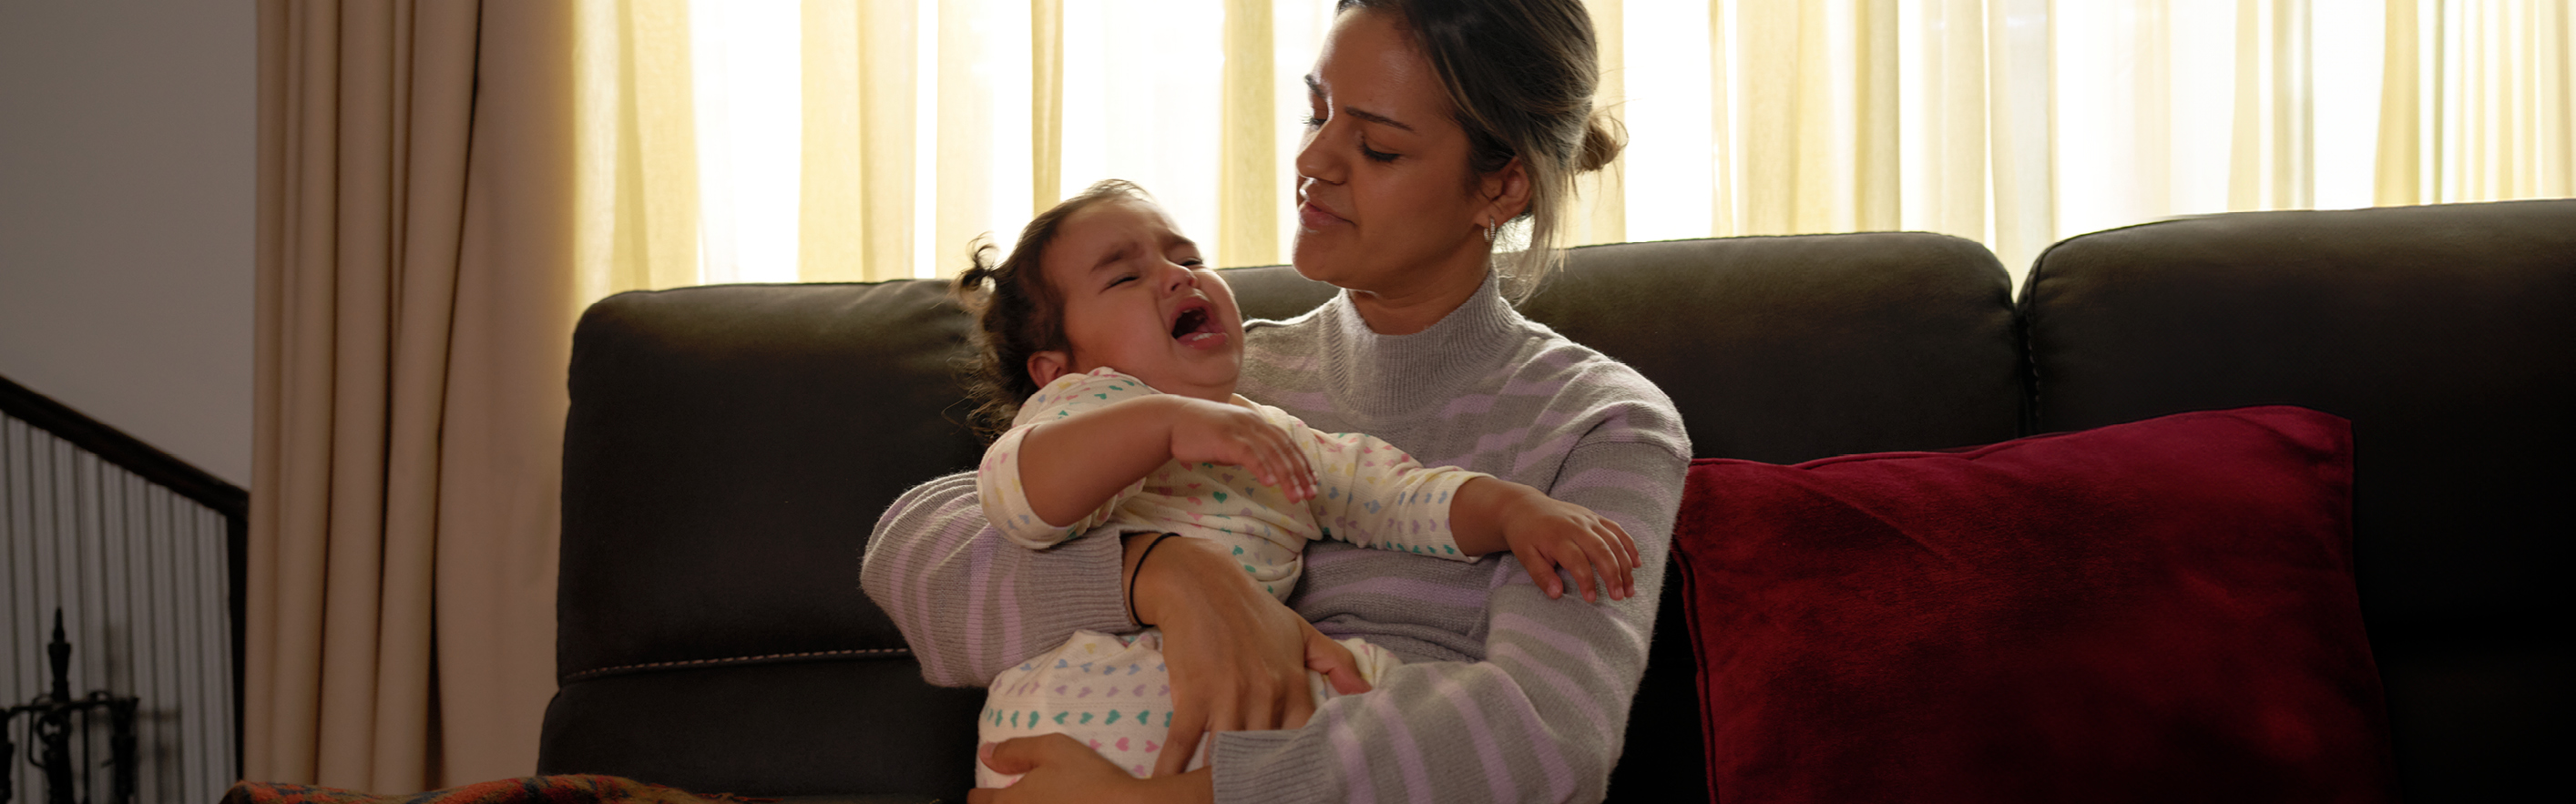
{"left": 539, "top": 199, "right": 2573, "bottom": 802}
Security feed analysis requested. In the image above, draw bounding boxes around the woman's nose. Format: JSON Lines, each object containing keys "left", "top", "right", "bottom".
{"left": 1293, "top": 124, "right": 1341, "bottom": 185}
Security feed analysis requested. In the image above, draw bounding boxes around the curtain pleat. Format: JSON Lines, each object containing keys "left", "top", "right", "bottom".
{"left": 1727, "top": 1, "right": 1904, "bottom": 239}
{"left": 1985, "top": 0, "right": 2055, "bottom": 276}
{"left": 1708, "top": 3, "right": 1735, "bottom": 237}
{"left": 1221, "top": 0, "right": 1280, "bottom": 268}
{"left": 254, "top": 0, "right": 570, "bottom": 792}
{"left": 578, "top": 0, "right": 696, "bottom": 299}
{"left": 2377, "top": 0, "right": 2424, "bottom": 204}
{"left": 1855, "top": 0, "right": 1900, "bottom": 232}
{"left": 1033, "top": 0, "right": 1066, "bottom": 215}
{"left": 932, "top": 2, "right": 990, "bottom": 278}
{"left": 863, "top": 1, "right": 918, "bottom": 280}
{"left": 2373, "top": 0, "right": 2571, "bottom": 209}
{"left": 796, "top": 0, "right": 863, "bottom": 281}
{"left": 1905, "top": 0, "right": 1991, "bottom": 249}
{"left": 2544, "top": 0, "right": 2572, "bottom": 197}
{"left": 432, "top": 1, "right": 578, "bottom": 783}
{"left": 1572, "top": 0, "right": 1625, "bottom": 246}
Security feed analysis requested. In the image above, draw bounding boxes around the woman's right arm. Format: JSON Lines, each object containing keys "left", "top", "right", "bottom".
{"left": 863, "top": 466, "right": 1352, "bottom": 694}
{"left": 861, "top": 472, "right": 1132, "bottom": 687}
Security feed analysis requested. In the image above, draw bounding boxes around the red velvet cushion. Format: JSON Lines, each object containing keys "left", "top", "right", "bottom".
{"left": 1671, "top": 406, "right": 2396, "bottom": 803}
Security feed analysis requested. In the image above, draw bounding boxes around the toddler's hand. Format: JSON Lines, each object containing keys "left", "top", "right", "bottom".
{"left": 1500, "top": 494, "right": 1641, "bottom": 603}
{"left": 1162, "top": 397, "right": 1319, "bottom": 502}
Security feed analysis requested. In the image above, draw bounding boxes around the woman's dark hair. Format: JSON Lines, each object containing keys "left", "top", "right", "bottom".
{"left": 954, "top": 178, "right": 1152, "bottom": 440}
{"left": 1335, "top": 0, "right": 1625, "bottom": 299}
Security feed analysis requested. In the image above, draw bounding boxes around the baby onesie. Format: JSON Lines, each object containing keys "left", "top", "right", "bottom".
{"left": 973, "top": 367, "right": 1486, "bottom": 786}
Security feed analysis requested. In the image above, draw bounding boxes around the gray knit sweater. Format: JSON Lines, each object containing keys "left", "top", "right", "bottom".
{"left": 861, "top": 273, "right": 1691, "bottom": 803}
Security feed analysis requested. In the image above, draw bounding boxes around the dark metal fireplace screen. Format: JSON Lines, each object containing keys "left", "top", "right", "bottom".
{"left": 4, "top": 376, "right": 243, "bottom": 804}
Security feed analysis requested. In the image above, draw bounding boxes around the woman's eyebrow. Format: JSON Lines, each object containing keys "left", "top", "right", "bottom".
{"left": 1305, "top": 74, "right": 1416, "bottom": 133}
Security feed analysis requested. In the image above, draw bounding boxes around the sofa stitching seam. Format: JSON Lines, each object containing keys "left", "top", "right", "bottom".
{"left": 559, "top": 647, "right": 915, "bottom": 683}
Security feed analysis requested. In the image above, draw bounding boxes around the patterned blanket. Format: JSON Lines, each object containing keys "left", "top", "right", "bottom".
{"left": 220, "top": 775, "right": 763, "bottom": 804}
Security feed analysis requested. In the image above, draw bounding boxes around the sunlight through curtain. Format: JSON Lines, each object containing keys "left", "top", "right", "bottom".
{"left": 573, "top": 0, "right": 2573, "bottom": 300}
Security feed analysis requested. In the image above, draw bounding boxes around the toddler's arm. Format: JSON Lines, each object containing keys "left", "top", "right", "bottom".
{"left": 1294, "top": 427, "right": 1485, "bottom": 559}
{"left": 983, "top": 389, "right": 1316, "bottom": 549}
{"left": 1282, "top": 412, "right": 1641, "bottom": 601}
{"left": 1448, "top": 477, "right": 1641, "bottom": 602}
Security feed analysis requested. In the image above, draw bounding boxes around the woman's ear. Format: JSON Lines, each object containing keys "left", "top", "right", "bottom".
{"left": 1027, "top": 351, "right": 1072, "bottom": 388}
{"left": 1480, "top": 157, "right": 1534, "bottom": 223}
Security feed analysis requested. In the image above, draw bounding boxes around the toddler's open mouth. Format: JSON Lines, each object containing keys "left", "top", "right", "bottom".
{"left": 1170, "top": 303, "right": 1218, "bottom": 342}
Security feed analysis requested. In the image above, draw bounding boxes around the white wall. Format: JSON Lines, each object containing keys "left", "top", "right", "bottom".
{"left": 0, "top": 0, "right": 257, "bottom": 488}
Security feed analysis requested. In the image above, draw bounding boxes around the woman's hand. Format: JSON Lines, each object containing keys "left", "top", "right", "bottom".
{"left": 1125, "top": 534, "right": 1370, "bottom": 778}
{"left": 970, "top": 735, "right": 1212, "bottom": 804}
{"left": 1162, "top": 397, "right": 1318, "bottom": 502}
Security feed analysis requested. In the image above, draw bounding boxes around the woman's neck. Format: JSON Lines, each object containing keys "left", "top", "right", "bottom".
{"left": 1344, "top": 251, "right": 1492, "bottom": 335}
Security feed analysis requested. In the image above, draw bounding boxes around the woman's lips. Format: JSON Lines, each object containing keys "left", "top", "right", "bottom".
{"left": 1298, "top": 199, "right": 1347, "bottom": 229}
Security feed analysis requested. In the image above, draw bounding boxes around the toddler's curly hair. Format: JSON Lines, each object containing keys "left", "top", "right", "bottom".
{"left": 954, "top": 178, "right": 1153, "bottom": 441}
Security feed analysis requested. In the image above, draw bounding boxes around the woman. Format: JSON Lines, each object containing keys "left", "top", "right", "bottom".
{"left": 861, "top": 1, "right": 1688, "bottom": 800}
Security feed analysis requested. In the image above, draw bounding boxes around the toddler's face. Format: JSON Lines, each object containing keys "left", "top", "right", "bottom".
{"left": 1035, "top": 197, "right": 1246, "bottom": 402}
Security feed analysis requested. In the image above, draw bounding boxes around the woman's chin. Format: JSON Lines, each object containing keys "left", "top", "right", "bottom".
{"left": 1291, "top": 240, "right": 1360, "bottom": 288}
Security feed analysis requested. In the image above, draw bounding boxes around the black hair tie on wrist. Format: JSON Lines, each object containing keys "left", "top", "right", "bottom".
{"left": 1129, "top": 532, "right": 1183, "bottom": 627}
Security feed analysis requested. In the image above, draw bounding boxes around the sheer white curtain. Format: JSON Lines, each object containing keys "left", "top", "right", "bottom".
{"left": 575, "top": 0, "right": 2572, "bottom": 301}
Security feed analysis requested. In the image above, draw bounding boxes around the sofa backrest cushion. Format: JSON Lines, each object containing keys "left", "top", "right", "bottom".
{"left": 1231, "top": 231, "right": 2025, "bottom": 463}
{"left": 2019, "top": 198, "right": 2576, "bottom": 799}
{"left": 548, "top": 279, "right": 990, "bottom": 796}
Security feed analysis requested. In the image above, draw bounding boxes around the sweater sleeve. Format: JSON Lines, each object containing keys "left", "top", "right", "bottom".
{"left": 860, "top": 472, "right": 1136, "bottom": 687}
{"left": 1290, "top": 418, "right": 1484, "bottom": 562}
{"left": 1207, "top": 434, "right": 1691, "bottom": 804}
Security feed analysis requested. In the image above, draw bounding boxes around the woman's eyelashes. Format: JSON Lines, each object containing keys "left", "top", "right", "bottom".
{"left": 1298, "top": 113, "right": 1400, "bottom": 163}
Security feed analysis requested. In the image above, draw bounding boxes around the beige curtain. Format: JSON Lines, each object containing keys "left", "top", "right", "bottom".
{"left": 250, "top": 0, "right": 574, "bottom": 792}
{"left": 1570, "top": 0, "right": 1627, "bottom": 247}
{"left": 1222, "top": 0, "right": 1281, "bottom": 267}
{"left": 792, "top": 0, "right": 915, "bottom": 282}
{"left": 574, "top": 0, "right": 700, "bottom": 298}
{"left": 2377, "top": 0, "right": 2576, "bottom": 204}
{"left": 586, "top": 0, "right": 2569, "bottom": 290}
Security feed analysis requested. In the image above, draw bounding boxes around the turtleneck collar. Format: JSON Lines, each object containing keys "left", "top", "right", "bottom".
{"left": 1314, "top": 270, "right": 1528, "bottom": 419}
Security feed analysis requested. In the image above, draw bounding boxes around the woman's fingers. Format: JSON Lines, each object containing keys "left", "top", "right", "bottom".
{"left": 979, "top": 735, "right": 1048, "bottom": 776}
{"left": 1305, "top": 629, "right": 1372, "bottom": 696}
{"left": 1130, "top": 533, "right": 1319, "bottom": 775}
{"left": 974, "top": 733, "right": 1152, "bottom": 802}
{"left": 1154, "top": 704, "right": 1208, "bottom": 778}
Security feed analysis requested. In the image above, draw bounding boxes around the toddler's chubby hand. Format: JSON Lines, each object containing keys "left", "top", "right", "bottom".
{"left": 1156, "top": 396, "right": 1319, "bottom": 502}
{"left": 1499, "top": 494, "right": 1641, "bottom": 603}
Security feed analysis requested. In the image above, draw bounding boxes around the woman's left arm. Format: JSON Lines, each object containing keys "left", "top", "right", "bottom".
{"left": 1208, "top": 433, "right": 1690, "bottom": 804}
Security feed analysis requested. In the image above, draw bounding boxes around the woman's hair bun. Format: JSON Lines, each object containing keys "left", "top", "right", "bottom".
{"left": 1575, "top": 110, "right": 1627, "bottom": 174}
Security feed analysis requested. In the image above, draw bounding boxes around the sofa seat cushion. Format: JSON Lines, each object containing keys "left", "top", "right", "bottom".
{"left": 1671, "top": 406, "right": 2395, "bottom": 803}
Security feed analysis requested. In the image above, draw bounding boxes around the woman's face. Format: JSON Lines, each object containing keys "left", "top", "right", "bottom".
{"left": 1292, "top": 9, "right": 1499, "bottom": 300}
